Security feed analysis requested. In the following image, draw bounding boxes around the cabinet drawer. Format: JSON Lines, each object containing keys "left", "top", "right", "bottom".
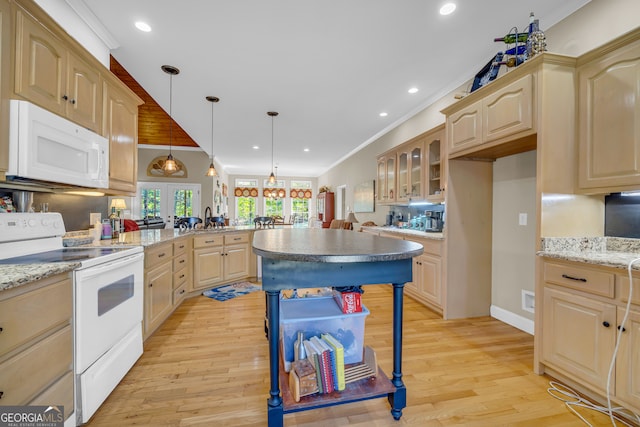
{"left": 173, "top": 283, "right": 187, "bottom": 306}
{"left": 0, "top": 276, "right": 71, "bottom": 357}
{"left": 617, "top": 274, "right": 640, "bottom": 306}
{"left": 173, "top": 267, "right": 189, "bottom": 289}
{"left": 173, "top": 252, "right": 189, "bottom": 272}
{"left": 173, "top": 238, "right": 189, "bottom": 256}
{"left": 544, "top": 262, "right": 615, "bottom": 298}
{"left": 406, "top": 237, "right": 442, "bottom": 256}
{"left": 145, "top": 243, "right": 172, "bottom": 268}
{"left": 193, "top": 234, "right": 224, "bottom": 248}
{"left": 29, "top": 370, "right": 74, "bottom": 416}
{"left": 0, "top": 325, "right": 72, "bottom": 404}
{"left": 224, "top": 233, "right": 249, "bottom": 245}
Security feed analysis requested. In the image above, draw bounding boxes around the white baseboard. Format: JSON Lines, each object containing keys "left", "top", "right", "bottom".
{"left": 490, "top": 305, "right": 534, "bottom": 335}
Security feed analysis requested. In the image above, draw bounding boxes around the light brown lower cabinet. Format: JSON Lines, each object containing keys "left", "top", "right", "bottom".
{"left": 0, "top": 273, "right": 73, "bottom": 422}
{"left": 377, "top": 231, "right": 443, "bottom": 314}
{"left": 539, "top": 259, "right": 640, "bottom": 414}
{"left": 191, "top": 232, "right": 250, "bottom": 291}
{"left": 144, "top": 242, "right": 174, "bottom": 339}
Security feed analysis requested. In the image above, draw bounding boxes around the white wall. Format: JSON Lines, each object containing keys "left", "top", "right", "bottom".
{"left": 491, "top": 151, "right": 537, "bottom": 330}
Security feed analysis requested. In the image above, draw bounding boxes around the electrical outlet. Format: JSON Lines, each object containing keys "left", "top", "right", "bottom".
{"left": 89, "top": 212, "right": 101, "bottom": 226}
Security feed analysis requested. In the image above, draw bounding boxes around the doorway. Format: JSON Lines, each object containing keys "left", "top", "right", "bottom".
{"left": 134, "top": 182, "right": 201, "bottom": 227}
{"left": 336, "top": 184, "right": 346, "bottom": 220}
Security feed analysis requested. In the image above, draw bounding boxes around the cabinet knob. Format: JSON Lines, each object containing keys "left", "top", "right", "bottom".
{"left": 62, "top": 95, "right": 68, "bottom": 101}
{"left": 179, "top": 289, "right": 185, "bottom": 295}
{"left": 0, "top": 391, "right": 3, "bottom": 399}
{"left": 149, "top": 283, "right": 153, "bottom": 288}
{"left": 0, "top": 327, "right": 3, "bottom": 333}
{"left": 158, "top": 253, "right": 166, "bottom": 258}
{"left": 618, "top": 325, "right": 626, "bottom": 332}
{"left": 70, "top": 98, "right": 76, "bottom": 104}
{"left": 603, "top": 321, "right": 610, "bottom": 328}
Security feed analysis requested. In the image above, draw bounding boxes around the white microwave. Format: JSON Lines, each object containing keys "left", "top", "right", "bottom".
{"left": 7, "top": 100, "right": 109, "bottom": 189}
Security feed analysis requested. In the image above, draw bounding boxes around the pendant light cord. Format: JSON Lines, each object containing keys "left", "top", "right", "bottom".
{"left": 271, "top": 114, "right": 274, "bottom": 173}
{"left": 169, "top": 74, "right": 173, "bottom": 156}
{"left": 211, "top": 100, "right": 215, "bottom": 163}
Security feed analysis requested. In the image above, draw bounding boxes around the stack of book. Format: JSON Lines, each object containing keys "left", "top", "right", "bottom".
{"left": 300, "top": 333, "right": 346, "bottom": 394}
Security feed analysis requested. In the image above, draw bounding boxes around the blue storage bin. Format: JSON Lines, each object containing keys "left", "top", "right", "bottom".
{"left": 279, "top": 296, "right": 369, "bottom": 372}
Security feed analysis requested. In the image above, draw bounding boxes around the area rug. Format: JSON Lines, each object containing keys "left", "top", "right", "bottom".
{"left": 203, "top": 281, "right": 261, "bottom": 301}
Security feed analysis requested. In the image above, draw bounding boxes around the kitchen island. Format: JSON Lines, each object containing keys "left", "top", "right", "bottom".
{"left": 253, "top": 228, "right": 423, "bottom": 427}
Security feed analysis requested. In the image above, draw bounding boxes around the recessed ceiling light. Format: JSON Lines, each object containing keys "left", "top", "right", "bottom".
{"left": 408, "top": 87, "right": 419, "bottom": 94}
{"left": 303, "top": 148, "right": 310, "bottom": 152}
{"left": 439, "top": 3, "right": 456, "bottom": 15}
{"left": 379, "top": 112, "right": 388, "bottom": 117}
{"left": 252, "top": 145, "right": 260, "bottom": 150}
{"left": 135, "top": 21, "right": 152, "bottom": 32}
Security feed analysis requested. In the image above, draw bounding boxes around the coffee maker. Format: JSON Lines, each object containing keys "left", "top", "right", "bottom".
{"left": 424, "top": 210, "right": 444, "bottom": 232}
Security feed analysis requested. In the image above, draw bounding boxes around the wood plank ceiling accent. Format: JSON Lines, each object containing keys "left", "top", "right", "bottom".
{"left": 110, "top": 56, "right": 199, "bottom": 148}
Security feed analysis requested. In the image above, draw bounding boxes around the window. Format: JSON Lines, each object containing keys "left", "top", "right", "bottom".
{"left": 236, "top": 197, "right": 256, "bottom": 225}
{"left": 290, "top": 180, "right": 312, "bottom": 226}
{"left": 265, "top": 197, "right": 284, "bottom": 217}
{"left": 291, "top": 197, "right": 310, "bottom": 226}
{"left": 135, "top": 182, "right": 201, "bottom": 226}
{"left": 235, "top": 179, "right": 258, "bottom": 225}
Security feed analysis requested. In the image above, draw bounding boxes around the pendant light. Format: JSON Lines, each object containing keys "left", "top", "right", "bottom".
{"left": 205, "top": 96, "right": 220, "bottom": 177}
{"left": 267, "top": 111, "right": 279, "bottom": 184}
{"left": 161, "top": 65, "right": 180, "bottom": 172}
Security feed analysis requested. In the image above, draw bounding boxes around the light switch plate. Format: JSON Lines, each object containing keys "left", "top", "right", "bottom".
{"left": 519, "top": 213, "right": 527, "bottom": 226}
{"left": 90, "top": 212, "right": 101, "bottom": 226}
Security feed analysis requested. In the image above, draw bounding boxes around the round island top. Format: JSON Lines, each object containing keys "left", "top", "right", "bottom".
{"left": 252, "top": 228, "right": 423, "bottom": 263}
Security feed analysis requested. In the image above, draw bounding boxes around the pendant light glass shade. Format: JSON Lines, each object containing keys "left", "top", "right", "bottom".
{"left": 205, "top": 96, "right": 220, "bottom": 177}
{"left": 161, "top": 65, "right": 180, "bottom": 172}
{"left": 267, "top": 111, "right": 278, "bottom": 184}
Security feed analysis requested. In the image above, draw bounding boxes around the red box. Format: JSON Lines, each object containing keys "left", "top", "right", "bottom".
{"left": 333, "top": 290, "right": 362, "bottom": 314}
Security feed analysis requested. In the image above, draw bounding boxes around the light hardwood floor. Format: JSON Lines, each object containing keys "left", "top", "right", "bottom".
{"left": 87, "top": 285, "right": 631, "bottom": 426}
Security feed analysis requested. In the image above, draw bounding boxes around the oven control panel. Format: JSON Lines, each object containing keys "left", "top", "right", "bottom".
{"left": 0, "top": 212, "right": 65, "bottom": 242}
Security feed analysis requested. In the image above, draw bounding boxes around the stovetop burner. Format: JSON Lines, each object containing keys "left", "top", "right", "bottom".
{"left": 0, "top": 246, "right": 135, "bottom": 264}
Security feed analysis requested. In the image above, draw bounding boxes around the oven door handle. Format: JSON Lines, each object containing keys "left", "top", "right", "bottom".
{"left": 75, "top": 253, "right": 143, "bottom": 279}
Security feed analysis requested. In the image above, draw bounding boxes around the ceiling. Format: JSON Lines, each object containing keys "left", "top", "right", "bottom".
{"left": 80, "top": 0, "right": 589, "bottom": 178}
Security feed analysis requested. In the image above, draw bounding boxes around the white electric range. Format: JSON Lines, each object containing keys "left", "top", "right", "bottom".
{"left": 0, "top": 212, "right": 144, "bottom": 426}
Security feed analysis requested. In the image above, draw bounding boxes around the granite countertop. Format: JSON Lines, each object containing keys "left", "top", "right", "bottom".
{"left": 253, "top": 228, "right": 424, "bottom": 262}
{"left": 362, "top": 226, "right": 444, "bottom": 240}
{"left": 0, "top": 262, "right": 79, "bottom": 292}
{"left": 1, "top": 226, "right": 260, "bottom": 292}
{"left": 76, "top": 225, "right": 259, "bottom": 248}
{"left": 537, "top": 237, "right": 640, "bottom": 271}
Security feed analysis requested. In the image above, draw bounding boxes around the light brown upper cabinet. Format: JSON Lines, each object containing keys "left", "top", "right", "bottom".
{"left": 0, "top": 0, "right": 11, "bottom": 180}
{"left": 425, "top": 125, "right": 445, "bottom": 203}
{"left": 447, "top": 74, "right": 534, "bottom": 158}
{"left": 14, "top": 7, "right": 102, "bottom": 133}
{"left": 103, "top": 79, "right": 141, "bottom": 194}
{"left": 376, "top": 152, "right": 396, "bottom": 204}
{"left": 577, "top": 31, "right": 640, "bottom": 193}
{"left": 397, "top": 134, "right": 425, "bottom": 203}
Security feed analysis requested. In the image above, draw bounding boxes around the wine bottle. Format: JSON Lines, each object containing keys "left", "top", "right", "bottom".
{"left": 526, "top": 12, "right": 537, "bottom": 58}
{"left": 494, "top": 33, "right": 528, "bottom": 44}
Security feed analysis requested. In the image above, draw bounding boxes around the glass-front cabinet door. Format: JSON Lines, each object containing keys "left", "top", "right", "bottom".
{"left": 397, "top": 150, "right": 409, "bottom": 202}
{"left": 377, "top": 157, "right": 386, "bottom": 203}
{"left": 386, "top": 155, "right": 395, "bottom": 201}
{"left": 410, "top": 143, "right": 423, "bottom": 199}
